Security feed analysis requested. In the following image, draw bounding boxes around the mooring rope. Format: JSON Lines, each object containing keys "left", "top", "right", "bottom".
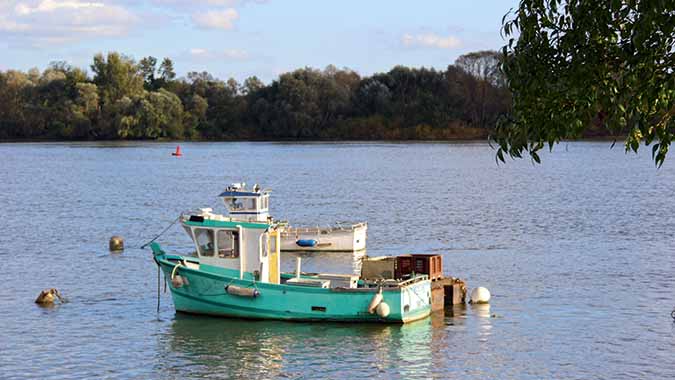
{"left": 156, "top": 263, "right": 161, "bottom": 314}
{"left": 170, "top": 262, "right": 182, "bottom": 280}
{"left": 140, "top": 214, "right": 182, "bottom": 249}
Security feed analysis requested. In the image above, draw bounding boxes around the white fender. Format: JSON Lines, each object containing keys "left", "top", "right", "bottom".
{"left": 376, "top": 302, "right": 390, "bottom": 318}
{"left": 368, "top": 287, "right": 383, "bottom": 314}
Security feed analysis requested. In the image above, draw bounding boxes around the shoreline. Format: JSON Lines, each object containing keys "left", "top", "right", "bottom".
{"left": 0, "top": 136, "right": 625, "bottom": 144}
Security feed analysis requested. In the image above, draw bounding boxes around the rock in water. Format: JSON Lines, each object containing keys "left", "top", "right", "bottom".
{"left": 35, "top": 288, "right": 61, "bottom": 305}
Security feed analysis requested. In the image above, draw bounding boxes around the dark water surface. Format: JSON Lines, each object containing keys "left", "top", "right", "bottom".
{"left": 1, "top": 141, "right": 674, "bottom": 379}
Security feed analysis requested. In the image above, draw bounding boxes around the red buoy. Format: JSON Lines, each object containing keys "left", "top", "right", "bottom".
{"left": 172, "top": 145, "right": 182, "bottom": 157}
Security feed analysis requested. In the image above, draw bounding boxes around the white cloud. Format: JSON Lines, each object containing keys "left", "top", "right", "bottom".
{"left": 153, "top": 0, "right": 268, "bottom": 7}
{"left": 1, "top": 0, "right": 138, "bottom": 46}
{"left": 192, "top": 8, "right": 239, "bottom": 30}
{"left": 189, "top": 48, "right": 249, "bottom": 60}
{"left": 15, "top": 0, "right": 104, "bottom": 15}
{"left": 402, "top": 33, "right": 462, "bottom": 49}
{"left": 222, "top": 49, "right": 248, "bottom": 59}
{"left": 0, "top": 15, "right": 30, "bottom": 32}
{"left": 190, "top": 48, "right": 209, "bottom": 56}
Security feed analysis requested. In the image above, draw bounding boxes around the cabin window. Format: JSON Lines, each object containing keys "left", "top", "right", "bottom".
{"left": 216, "top": 230, "right": 240, "bottom": 258}
{"left": 194, "top": 228, "right": 215, "bottom": 257}
{"left": 270, "top": 232, "right": 278, "bottom": 256}
{"left": 247, "top": 198, "right": 258, "bottom": 210}
{"left": 262, "top": 233, "right": 268, "bottom": 257}
{"left": 182, "top": 226, "right": 194, "bottom": 240}
{"left": 228, "top": 198, "right": 243, "bottom": 211}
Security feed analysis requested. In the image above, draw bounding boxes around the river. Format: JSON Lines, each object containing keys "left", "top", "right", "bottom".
{"left": 1, "top": 141, "right": 674, "bottom": 379}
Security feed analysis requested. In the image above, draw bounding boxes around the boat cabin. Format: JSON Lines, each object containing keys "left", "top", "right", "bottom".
{"left": 181, "top": 209, "right": 281, "bottom": 284}
{"left": 219, "top": 183, "right": 271, "bottom": 222}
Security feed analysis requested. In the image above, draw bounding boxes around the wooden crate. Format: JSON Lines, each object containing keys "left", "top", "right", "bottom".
{"left": 411, "top": 254, "right": 443, "bottom": 281}
{"left": 395, "top": 255, "right": 413, "bottom": 279}
{"left": 361, "top": 256, "right": 396, "bottom": 280}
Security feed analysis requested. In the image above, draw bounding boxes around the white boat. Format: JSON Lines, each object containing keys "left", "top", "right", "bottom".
{"left": 215, "top": 183, "right": 367, "bottom": 252}
{"left": 279, "top": 222, "right": 367, "bottom": 252}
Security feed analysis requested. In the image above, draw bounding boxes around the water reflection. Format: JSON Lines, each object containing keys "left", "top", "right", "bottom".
{"left": 444, "top": 304, "right": 468, "bottom": 326}
{"left": 391, "top": 318, "right": 433, "bottom": 378}
{"left": 167, "top": 314, "right": 287, "bottom": 379}
{"left": 471, "top": 303, "right": 491, "bottom": 318}
{"left": 165, "top": 313, "right": 434, "bottom": 379}
{"left": 470, "top": 304, "right": 493, "bottom": 341}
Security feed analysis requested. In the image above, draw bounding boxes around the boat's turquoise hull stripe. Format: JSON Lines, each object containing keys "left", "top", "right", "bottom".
{"left": 151, "top": 243, "right": 431, "bottom": 323}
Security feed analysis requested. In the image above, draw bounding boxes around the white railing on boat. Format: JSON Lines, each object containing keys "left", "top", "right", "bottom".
{"left": 395, "top": 275, "right": 429, "bottom": 287}
{"left": 281, "top": 222, "right": 367, "bottom": 235}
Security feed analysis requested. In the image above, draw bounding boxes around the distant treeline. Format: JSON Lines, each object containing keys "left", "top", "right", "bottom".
{"left": 0, "top": 51, "right": 511, "bottom": 141}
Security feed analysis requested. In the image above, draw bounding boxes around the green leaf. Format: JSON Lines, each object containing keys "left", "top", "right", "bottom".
{"left": 497, "top": 148, "right": 505, "bottom": 163}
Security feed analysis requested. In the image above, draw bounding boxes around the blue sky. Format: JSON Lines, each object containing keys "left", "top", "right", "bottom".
{"left": 0, "top": 0, "right": 517, "bottom": 82}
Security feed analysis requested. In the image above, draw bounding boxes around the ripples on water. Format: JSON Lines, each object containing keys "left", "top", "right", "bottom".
{"left": 1, "top": 141, "right": 675, "bottom": 379}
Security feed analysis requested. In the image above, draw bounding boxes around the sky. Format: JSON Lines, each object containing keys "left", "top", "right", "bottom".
{"left": 0, "top": 0, "right": 518, "bottom": 82}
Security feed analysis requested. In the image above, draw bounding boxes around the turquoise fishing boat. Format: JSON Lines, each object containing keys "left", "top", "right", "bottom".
{"left": 151, "top": 210, "right": 431, "bottom": 323}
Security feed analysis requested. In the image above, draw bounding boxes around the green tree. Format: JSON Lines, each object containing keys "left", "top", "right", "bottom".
{"left": 243, "top": 76, "right": 264, "bottom": 95}
{"left": 91, "top": 52, "right": 144, "bottom": 137}
{"left": 455, "top": 50, "right": 505, "bottom": 87}
{"left": 139, "top": 56, "right": 158, "bottom": 90}
{"left": 455, "top": 52, "right": 510, "bottom": 129}
{"left": 159, "top": 58, "right": 176, "bottom": 81}
{"left": 0, "top": 70, "right": 33, "bottom": 138}
{"left": 157, "top": 58, "right": 176, "bottom": 90}
{"left": 497, "top": 0, "right": 675, "bottom": 165}
{"left": 71, "top": 82, "right": 99, "bottom": 137}
{"left": 0, "top": 50, "right": 512, "bottom": 142}
{"left": 91, "top": 52, "right": 144, "bottom": 106}
{"left": 183, "top": 93, "right": 208, "bottom": 139}
{"left": 226, "top": 78, "right": 240, "bottom": 96}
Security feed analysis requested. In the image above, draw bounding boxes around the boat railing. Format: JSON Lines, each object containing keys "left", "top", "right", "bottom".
{"left": 281, "top": 222, "right": 367, "bottom": 235}
{"left": 336, "top": 221, "right": 367, "bottom": 229}
{"left": 396, "top": 274, "right": 429, "bottom": 287}
{"left": 360, "top": 274, "right": 430, "bottom": 289}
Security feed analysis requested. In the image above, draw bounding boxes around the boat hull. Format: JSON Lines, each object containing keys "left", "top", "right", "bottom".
{"left": 155, "top": 253, "right": 430, "bottom": 323}
{"left": 280, "top": 223, "right": 367, "bottom": 252}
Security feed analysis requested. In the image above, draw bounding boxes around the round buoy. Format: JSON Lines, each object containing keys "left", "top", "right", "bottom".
{"left": 376, "top": 302, "right": 391, "bottom": 318}
{"left": 35, "top": 288, "right": 62, "bottom": 305}
{"left": 470, "top": 287, "right": 491, "bottom": 304}
{"left": 109, "top": 236, "right": 124, "bottom": 251}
